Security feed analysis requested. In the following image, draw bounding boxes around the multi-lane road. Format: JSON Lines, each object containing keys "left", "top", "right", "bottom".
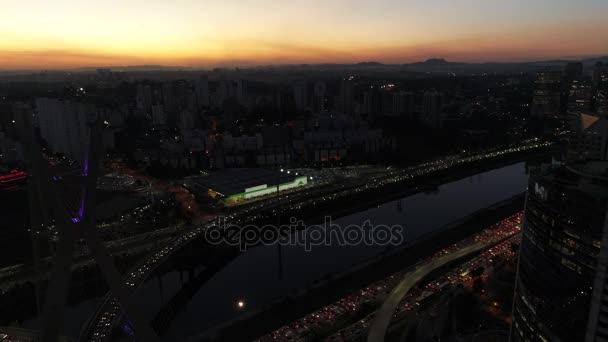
{"left": 366, "top": 241, "right": 489, "bottom": 342}
{"left": 76, "top": 140, "right": 549, "bottom": 341}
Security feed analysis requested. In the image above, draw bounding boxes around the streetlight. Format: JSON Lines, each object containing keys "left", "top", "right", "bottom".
{"left": 237, "top": 300, "right": 245, "bottom": 309}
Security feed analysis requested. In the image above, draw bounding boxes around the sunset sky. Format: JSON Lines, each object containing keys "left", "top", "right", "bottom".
{"left": 1, "top": 0, "right": 607, "bottom": 69}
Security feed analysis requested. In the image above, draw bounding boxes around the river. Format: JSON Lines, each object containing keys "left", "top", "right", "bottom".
{"left": 140, "top": 161, "right": 532, "bottom": 341}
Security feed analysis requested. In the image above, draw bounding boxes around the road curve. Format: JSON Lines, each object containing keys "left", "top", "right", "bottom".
{"left": 367, "top": 242, "right": 489, "bottom": 342}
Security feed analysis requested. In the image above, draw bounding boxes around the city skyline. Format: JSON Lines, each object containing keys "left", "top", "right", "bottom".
{"left": 2, "top": 3, "right": 608, "bottom": 341}
{"left": 2, "top": 0, "right": 608, "bottom": 69}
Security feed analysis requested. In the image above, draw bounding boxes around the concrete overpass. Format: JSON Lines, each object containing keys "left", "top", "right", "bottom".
{"left": 367, "top": 241, "right": 491, "bottom": 342}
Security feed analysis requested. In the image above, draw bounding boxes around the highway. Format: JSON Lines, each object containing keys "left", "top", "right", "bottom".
{"left": 0, "top": 326, "right": 71, "bottom": 342}
{"left": 366, "top": 241, "right": 494, "bottom": 342}
{"left": 0, "top": 224, "right": 185, "bottom": 289}
{"left": 256, "top": 212, "right": 522, "bottom": 342}
{"left": 80, "top": 141, "right": 549, "bottom": 342}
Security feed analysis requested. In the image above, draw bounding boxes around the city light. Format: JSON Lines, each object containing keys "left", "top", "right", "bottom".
{"left": 2, "top": 18, "right": 595, "bottom": 341}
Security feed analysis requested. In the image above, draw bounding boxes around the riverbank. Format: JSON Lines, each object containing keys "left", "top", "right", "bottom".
{"left": 86, "top": 143, "right": 549, "bottom": 341}
{"left": 281, "top": 146, "right": 548, "bottom": 225}
{"left": 194, "top": 193, "right": 525, "bottom": 341}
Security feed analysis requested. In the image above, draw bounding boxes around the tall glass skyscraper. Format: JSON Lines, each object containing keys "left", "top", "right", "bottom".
{"left": 511, "top": 161, "right": 608, "bottom": 342}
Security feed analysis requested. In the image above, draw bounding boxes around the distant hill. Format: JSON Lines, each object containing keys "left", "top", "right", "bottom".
{"left": 2, "top": 55, "right": 608, "bottom": 76}
{"left": 412, "top": 58, "right": 453, "bottom": 65}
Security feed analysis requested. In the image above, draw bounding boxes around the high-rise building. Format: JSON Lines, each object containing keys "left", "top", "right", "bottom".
{"left": 0, "top": 131, "right": 23, "bottom": 163}
{"left": 195, "top": 75, "right": 210, "bottom": 108}
{"left": 173, "top": 79, "right": 193, "bottom": 112}
{"left": 392, "top": 91, "right": 414, "bottom": 118}
{"left": 568, "top": 77, "right": 593, "bottom": 116}
{"left": 0, "top": 104, "right": 26, "bottom": 163}
{"left": 363, "top": 86, "right": 383, "bottom": 118}
{"left": 35, "top": 98, "right": 93, "bottom": 162}
{"left": 151, "top": 104, "right": 166, "bottom": 126}
{"left": 294, "top": 82, "right": 309, "bottom": 111}
{"left": 511, "top": 161, "right": 608, "bottom": 342}
{"left": 567, "top": 114, "right": 608, "bottom": 162}
{"left": 531, "top": 70, "right": 562, "bottom": 119}
{"left": 593, "top": 63, "right": 608, "bottom": 117}
{"left": 162, "top": 82, "right": 175, "bottom": 113}
{"left": 236, "top": 79, "right": 247, "bottom": 105}
{"left": 215, "top": 77, "right": 226, "bottom": 107}
{"left": 593, "top": 62, "right": 608, "bottom": 91}
{"left": 312, "top": 81, "right": 326, "bottom": 112}
{"left": 135, "top": 84, "right": 153, "bottom": 114}
{"left": 337, "top": 77, "right": 355, "bottom": 115}
{"left": 586, "top": 200, "right": 608, "bottom": 342}
{"left": 597, "top": 92, "right": 608, "bottom": 118}
{"left": 179, "top": 109, "right": 196, "bottom": 133}
{"left": 421, "top": 89, "right": 444, "bottom": 128}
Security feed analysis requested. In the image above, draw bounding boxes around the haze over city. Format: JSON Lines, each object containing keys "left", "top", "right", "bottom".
{"left": 2, "top": 2, "right": 608, "bottom": 342}
{"left": 2, "top": 0, "right": 608, "bottom": 69}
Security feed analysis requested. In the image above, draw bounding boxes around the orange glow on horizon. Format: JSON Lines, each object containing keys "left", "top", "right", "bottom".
{"left": 1, "top": 0, "right": 607, "bottom": 69}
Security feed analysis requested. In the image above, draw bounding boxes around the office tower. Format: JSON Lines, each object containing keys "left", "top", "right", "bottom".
{"left": 392, "top": 91, "right": 414, "bottom": 118}
{"left": 594, "top": 63, "right": 608, "bottom": 117}
{"left": 511, "top": 161, "right": 608, "bottom": 341}
{"left": 312, "top": 81, "right": 326, "bottom": 112}
{"left": 421, "top": 89, "right": 444, "bottom": 128}
{"left": 531, "top": 70, "right": 562, "bottom": 119}
{"left": 294, "top": 82, "right": 309, "bottom": 111}
{"left": 567, "top": 114, "right": 608, "bottom": 162}
{"left": 586, "top": 203, "right": 608, "bottom": 342}
{"left": 35, "top": 98, "right": 93, "bottom": 162}
{"left": 563, "top": 63, "right": 586, "bottom": 118}
{"left": 593, "top": 62, "right": 608, "bottom": 90}
{"left": 568, "top": 77, "right": 593, "bottom": 116}
{"left": 195, "top": 75, "right": 210, "bottom": 108}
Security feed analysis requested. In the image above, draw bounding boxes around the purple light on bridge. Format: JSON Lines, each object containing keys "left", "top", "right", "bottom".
{"left": 122, "top": 323, "right": 135, "bottom": 336}
{"left": 82, "top": 159, "right": 89, "bottom": 176}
